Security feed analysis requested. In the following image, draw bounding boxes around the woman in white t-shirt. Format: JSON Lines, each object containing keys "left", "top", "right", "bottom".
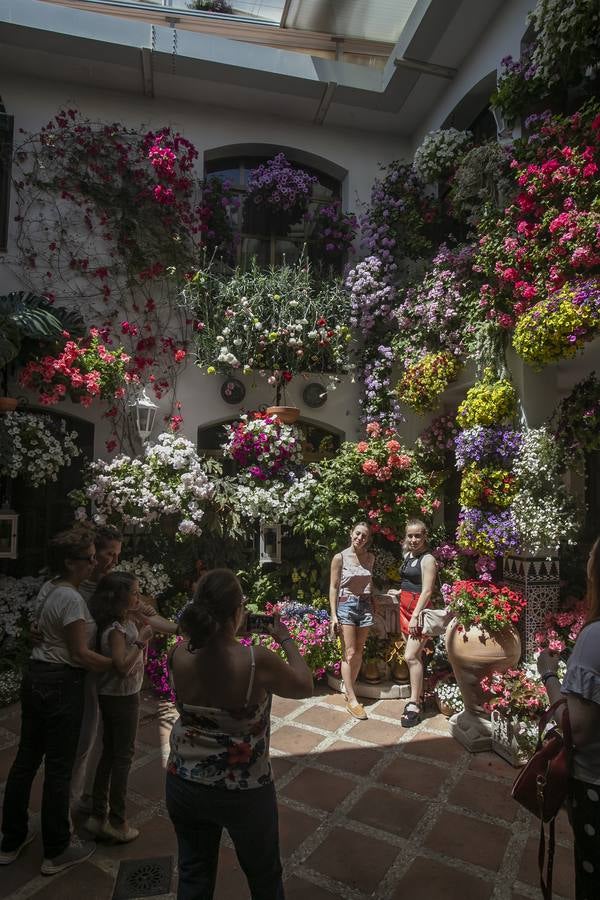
{"left": 0, "top": 529, "right": 114, "bottom": 878}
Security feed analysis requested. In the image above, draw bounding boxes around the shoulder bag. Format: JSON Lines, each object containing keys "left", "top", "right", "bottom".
{"left": 511, "top": 698, "right": 572, "bottom": 900}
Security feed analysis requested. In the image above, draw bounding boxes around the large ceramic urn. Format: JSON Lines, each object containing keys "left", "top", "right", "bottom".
{"left": 445, "top": 618, "right": 521, "bottom": 752}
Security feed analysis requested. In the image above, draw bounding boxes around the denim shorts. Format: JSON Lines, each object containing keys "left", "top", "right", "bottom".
{"left": 337, "top": 594, "right": 374, "bottom": 628}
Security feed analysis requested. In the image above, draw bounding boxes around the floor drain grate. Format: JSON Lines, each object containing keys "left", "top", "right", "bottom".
{"left": 112, "top": 856, "right": 173, "bottom": 899}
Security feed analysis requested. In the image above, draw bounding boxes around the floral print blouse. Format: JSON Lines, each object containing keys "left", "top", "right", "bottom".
{"left": 167, "top": 694, "right": 273, "bottom": 790}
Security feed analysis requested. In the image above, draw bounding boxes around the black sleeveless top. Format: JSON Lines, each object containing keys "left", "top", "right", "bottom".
{"left": 400, "top": 552, "right": 429, "bottom": 594}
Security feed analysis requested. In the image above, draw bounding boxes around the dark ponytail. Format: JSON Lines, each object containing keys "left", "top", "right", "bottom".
{"left": 180, "top": 568, "right": 243, "bottom": 650}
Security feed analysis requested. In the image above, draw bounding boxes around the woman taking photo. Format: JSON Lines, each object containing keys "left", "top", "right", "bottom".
{"left": 398, "top": 518, "right": 437, "bottom": 728}
{"left": 0, "top": 528, "right": 114, "bottom": 876}
{"left": 537, "top": 536, "right": 600, "bottom": 900}
{"left": 165, "top": 568, "right": 313, "bottom": 900}
{"left": 329, "top": 522, "right": 374, "bottom": 721}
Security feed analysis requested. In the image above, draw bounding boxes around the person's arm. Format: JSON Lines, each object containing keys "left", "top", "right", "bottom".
{"left": 64, "top": 620, "right": 114, "bottom": 673}
{"left": 256, "top": 619, "right": 313, "bottom": 699}
{"left": 107, "top": 627, "right": 144, "bottom": 677}
{"left": 538, "top": 648, "right": 600, "bottom": 746}
{"left": 329, "top": 553, "right": 342, "bottom": 638}
{"left": 136, "top": 596, "right": 179, "bottom": 635}
{"left": 408, "top": 554, "right": 436, "bottom": 638}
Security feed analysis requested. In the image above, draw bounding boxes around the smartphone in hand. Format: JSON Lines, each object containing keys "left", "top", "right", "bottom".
{"left": 246, "top": 613, "right": 275, "bottom": 633}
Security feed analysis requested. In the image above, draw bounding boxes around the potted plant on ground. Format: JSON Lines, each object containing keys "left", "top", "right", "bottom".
{"left": 442, "top": 578, "right": 526, "bottom": 751}
{"left": 480, "top": 665, "right": 549, "bottom": 765}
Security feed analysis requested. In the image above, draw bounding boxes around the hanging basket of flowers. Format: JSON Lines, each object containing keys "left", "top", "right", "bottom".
{"left": 245, "top": 153, "right": 317, "bottom": 233}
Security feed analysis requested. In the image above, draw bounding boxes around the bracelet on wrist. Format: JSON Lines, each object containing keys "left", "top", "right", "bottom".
{"left": 541, "top": 671, "right": 559, "bottom": 686}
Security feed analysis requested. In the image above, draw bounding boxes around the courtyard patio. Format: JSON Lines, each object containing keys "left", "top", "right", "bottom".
{"left": 0, "top": 687, "right": 573, "bottom": 900}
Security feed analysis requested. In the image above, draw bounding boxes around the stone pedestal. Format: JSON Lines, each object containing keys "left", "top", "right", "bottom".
{"left": 449, "top": 709, "right": 494, "bottom": 752}
{"left": 503, "top": 553, "right": 560, "bottom": 659}
{"left": 327, "top": 673, "right": 410, "bottom": 700}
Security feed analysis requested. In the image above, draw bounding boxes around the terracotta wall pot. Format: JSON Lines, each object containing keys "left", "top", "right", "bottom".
{"left": 0, "top": 397, "right": 18, "bottom": 412}
{"left": 445, "top": 619, "right": 521, "bottom": 717}
{"left": 265, "top": 406, "right": 300, "bottom": 425}
{"left": 390, "top": 658, "right": 409, "bottom": 682}
{"left": 360, "top": 659, "right": 381, "bottom": 683}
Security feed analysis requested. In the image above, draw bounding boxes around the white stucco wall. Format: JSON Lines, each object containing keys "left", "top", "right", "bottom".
{"left": 0, "top": 72, "right": 407, "bottom": 454}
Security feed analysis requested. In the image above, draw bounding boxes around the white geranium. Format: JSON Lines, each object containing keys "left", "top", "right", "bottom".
{"left": 0, "top": 575, "right": 44, "bottom": 638}
{"left": 529, "top": 0, "right": 600, "bottom": 86}
{"left": 229, "top": 471, "right": 317, "bottom": 525}
{"left": 116, "top": 556, "right": 171, "bottom": 597}
{"left": 413, "top": 128, "right": 472, "bottom": 183}
{"left": 0, "top": 412, "right": 80, "bottom": 488}
{"left": 83, "top": 433, "right": 215, "bottom": 537}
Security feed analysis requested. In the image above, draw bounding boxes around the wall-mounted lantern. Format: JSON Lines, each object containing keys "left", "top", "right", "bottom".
{"left": 129, "top": 387, "right": 158, "bottom": 444}
{"left": 259, "top": 524, "right": 281, "bottom": 565}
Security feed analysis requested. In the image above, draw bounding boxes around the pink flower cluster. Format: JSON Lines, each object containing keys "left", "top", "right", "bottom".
{"left": 480, "top": 667, "right": 547, "bottom": 718}
{"left": 533, "top": 601, "right": 587, "bottom": 653}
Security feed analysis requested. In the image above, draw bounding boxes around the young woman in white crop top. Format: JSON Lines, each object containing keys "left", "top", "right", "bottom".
{"left": 329, "top": 522, "right": 375, "bottom": 721}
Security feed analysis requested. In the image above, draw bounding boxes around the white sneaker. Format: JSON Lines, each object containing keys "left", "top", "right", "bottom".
{"left": 40, "top": 838, "right": 95, "bottom": 875}
{"left": 0, "top": 827, "right": 37, "bottom": 865}
{"left": 101, "top": 821, "right": 139, "bottom": 843}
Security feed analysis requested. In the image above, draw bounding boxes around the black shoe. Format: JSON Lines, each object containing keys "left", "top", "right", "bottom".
{"left": 401, "top": 702, "right": 422, "bottom": 728}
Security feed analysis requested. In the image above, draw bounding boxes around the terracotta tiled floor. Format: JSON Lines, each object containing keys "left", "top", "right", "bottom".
{"left": 0, "top": 686, "right": 575, "bottom": 899}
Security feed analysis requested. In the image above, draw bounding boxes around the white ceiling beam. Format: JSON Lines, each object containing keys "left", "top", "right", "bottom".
{"left": 394, "top": 56, "right": 456, "bottom": 79}
{"left": 313, "top": 80, "right": 336, "bottom": 126}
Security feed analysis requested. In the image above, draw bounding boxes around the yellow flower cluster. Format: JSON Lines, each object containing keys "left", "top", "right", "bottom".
{"left": 513, "top": 284, "right": 600, "bottom": 370}
{"left": 457, "top": 372, "right": 517, "bottom": 427}
{"left": 459, "top": 464, "right": 517, "bottom": 510}
{"left": 396, "top": 351, "right": 461, "bottom": 414}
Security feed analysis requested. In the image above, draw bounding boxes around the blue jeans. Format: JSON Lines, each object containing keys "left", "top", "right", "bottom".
{"left": 1, "top": 661, "right": 85, "bottom": 859}
{"left": 165, "top": 772, "right": 285, "bottom": 900}
{"left": 337, "top": 593, "right": 374, "bottom": 627}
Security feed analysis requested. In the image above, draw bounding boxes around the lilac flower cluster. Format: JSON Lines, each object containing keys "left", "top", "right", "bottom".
{"left": 310, "top": 201, "right": 358, "bottom": 256}
{"left": 345, "top": 255, "right": 396, "bottom": 332}
{"left": 247, "top": 153, "right": 317, "bottom": 211}
{"left": 360, "top": 161, "right": 435, "bottom": 271}
{"left": 457, "top": 507, "right": 520, "bottom": 557}
{"left": 499, "top": 51, "right": 540, "bottom": 84}
{"left": 393, "top": 244, "right": 478, "bottom": 366}
{"left": 360, "top": 347, "right": 403, "bottom": 428}
{"left": 454, "top": 426, "right": 523, "bottom": 471}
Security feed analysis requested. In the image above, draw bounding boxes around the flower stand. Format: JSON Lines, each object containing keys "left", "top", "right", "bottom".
{"left": 490, "top": 710, "right": 530, "bottom": 767}
{"left": 502, "top": 553, "right": 560, "bottom": 659}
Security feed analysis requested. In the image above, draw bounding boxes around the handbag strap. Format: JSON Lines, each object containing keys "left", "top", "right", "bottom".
{"left": 537, "top": 697, "right": 573, "bottom": 754}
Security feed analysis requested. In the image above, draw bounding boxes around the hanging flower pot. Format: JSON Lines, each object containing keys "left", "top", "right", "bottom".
{"left": 265, "top": 406, "right": 300, "bottom": 425}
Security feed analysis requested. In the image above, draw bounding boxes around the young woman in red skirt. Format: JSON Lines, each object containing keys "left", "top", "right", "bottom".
{"left": 399, "top": 519, "right": 437, "bottom": 728}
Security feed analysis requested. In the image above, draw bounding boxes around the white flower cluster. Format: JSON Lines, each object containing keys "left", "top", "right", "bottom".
{"left": 512, "top": 427, "right": 581, "bottom": 553}
{"left": 413, "top": 128, "right": 472, "bottom": 183}
{"left": 116, "top": 555, "right": 171, "bottom": 598}
{"left": 229, "top": 471, "right": 317, "bottom": 525}
{"left": 530, "top": 0, "right": 600, "bottom": 86}
{"left": 85, "top": 433, "right": 215, "bottom": 536}
{"left": 435, "top": 679, "right": 464, "bottom": 712}
{"left": 0, "top": 575, "right": 44, "bottom": 637}
{"left": 0, "top": 413, "right": 80, "bottom": 488}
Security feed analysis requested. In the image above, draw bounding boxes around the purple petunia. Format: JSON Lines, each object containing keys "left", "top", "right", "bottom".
{"left": 455, "top": 426, "right": 523, "bottom": 470}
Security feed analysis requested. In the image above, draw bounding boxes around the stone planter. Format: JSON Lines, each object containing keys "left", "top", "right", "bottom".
{"left": 445, "top": 619, "right": 521, "bottom": 752}
{"left": 490, "top": 711, "right": 531, "bottom": 767}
